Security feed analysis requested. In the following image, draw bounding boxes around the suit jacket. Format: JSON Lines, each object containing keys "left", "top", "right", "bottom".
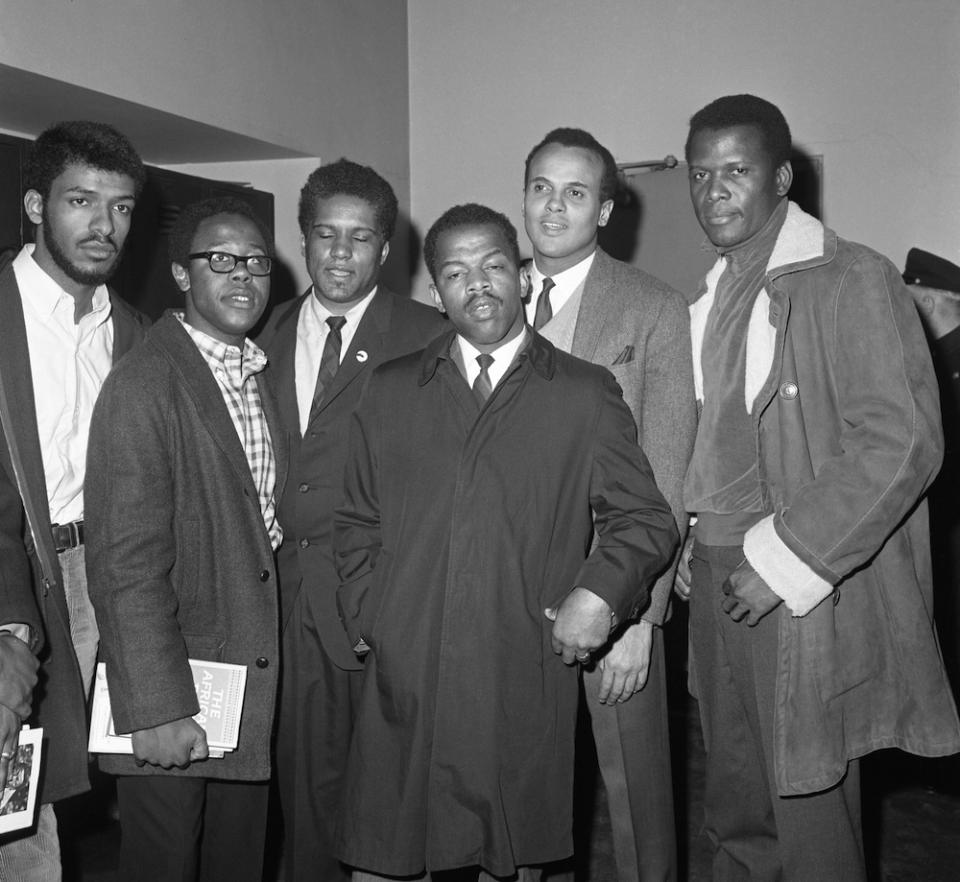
{"left": 85, "top": 315, "right": 288, "bottom": 781}
{"left": 571, "top": 248, "right": 697, "bottom": 624}
{"left": 258, "top": 288, "right": 447, "bottom": 670}
{"left": 0, "top": 257, "right": 147, "bottom": 802}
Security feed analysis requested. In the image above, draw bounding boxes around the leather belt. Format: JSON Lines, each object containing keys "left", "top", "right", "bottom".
{"left": 51, "top": 520, "right": 84, "bottom": 553}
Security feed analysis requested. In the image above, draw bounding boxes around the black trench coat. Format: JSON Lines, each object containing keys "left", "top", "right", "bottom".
{"left": 334, "top": 331, "right": 677, "bottom": 877}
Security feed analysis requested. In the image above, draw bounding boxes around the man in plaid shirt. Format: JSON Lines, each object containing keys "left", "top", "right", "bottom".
{"left": 86, "top": 197, "right": 287, "bottom": 881}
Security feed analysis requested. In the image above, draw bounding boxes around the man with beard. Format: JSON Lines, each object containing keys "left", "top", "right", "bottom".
{"left": 258, "top": 159, "right": 445, "bottom": 881}
{"left": 0, "top": 121, "right": 147, "bottom": 877}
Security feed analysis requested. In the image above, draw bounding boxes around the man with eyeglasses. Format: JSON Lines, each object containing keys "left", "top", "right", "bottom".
{"left": 258, "top": 158, "right": 445, "bottom": 881}
{"left": 0, "top": 120, "right": 147, "bottom": 879}
{"left": 86, "top": 196, "right": 287, "bottom": 881}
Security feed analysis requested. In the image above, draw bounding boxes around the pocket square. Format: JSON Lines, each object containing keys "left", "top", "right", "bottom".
{"left": 612, "top": 345, "right": 634, "bottom": 366}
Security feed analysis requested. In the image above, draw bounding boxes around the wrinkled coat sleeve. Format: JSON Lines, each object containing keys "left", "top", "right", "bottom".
{"left": 333, "top": 374, "right": 383, "bottom": 650}
{"left": 745, "top": 254, "right": 944, "bottom": 615}
{"left": 86, "top": 369, "right": 199, "bottom": 733}
{"left": 576, "top": 371, "right": 680, "bottom": 622}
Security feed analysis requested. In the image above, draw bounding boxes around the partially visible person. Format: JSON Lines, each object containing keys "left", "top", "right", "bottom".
{"left": 904, "top": 247, "right": 960, "bottom": 694}
{"left": 333, "top": 203, "right": 678, "bottom": 881}
{"left": 86, "top": 197, "right": 286, "bottom": 882}
{"left": 0, "top": 121, "right": 147, "bottom": 878}
{"left": 677, "top": 93, "right": 960, "bottom": 880}
{"left": 522, "top": 127, "right": 695, "bottom": 881}
{"left": 257, "top": 158, "right": 445, "bottom": 881}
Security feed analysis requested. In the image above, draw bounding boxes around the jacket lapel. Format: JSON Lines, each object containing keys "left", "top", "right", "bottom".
{"left": 571, "top": 248, "right": 612, "bottom": 362}
{"left": 307, "top": 288, "right": 393, "bottom": 426}
{"left": 0, "top": 266, "right": 59, "bottom": 579}
{"left": 263, "top": 293, "right": 306, "bottom": 434}
{"left": 155, "top": 316, "right": 261, "bottom": 500}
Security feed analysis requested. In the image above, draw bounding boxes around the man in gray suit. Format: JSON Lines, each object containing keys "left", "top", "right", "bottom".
{"left": 522, "top": 127, "right": 696, "bottom": 881}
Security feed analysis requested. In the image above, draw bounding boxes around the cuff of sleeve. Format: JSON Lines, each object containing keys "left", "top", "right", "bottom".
{"left": 743, "top": 515, "right": 834, "bottom": 616}
{"left": 0, "top": 624, "right": 33, "bottom": 649}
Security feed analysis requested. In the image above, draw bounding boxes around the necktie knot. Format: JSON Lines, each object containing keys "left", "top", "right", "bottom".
{"left": 311, "top": 316, "right": 348, "bottom": 415}
{"left": 476, "top": 353, "right": 494, "bottom": 371}
{"left": 533, "top": 277, "right": 555, "bottom": 331}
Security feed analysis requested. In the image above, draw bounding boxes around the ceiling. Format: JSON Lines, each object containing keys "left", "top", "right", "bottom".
{"left": 0, "top": 64, "right": 309, "bottom": 165}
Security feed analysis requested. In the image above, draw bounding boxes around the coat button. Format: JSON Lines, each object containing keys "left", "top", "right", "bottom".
{"left": 298, "top": 483, "right": 309, "bottom": 493}
{"left": 259, "top": 570, "right": 270, "bottom": 582}
{"left": 779, "top": 381, "right": 799, "bottom": 400}
{"left": 255, "top": 657, "right": 269, "bottom": 668}
{"left": 299, "top": 538, "right": 310, "bottom": 549}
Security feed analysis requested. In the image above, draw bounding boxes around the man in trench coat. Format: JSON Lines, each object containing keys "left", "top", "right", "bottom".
{"left": 333, "top": 203, "right": 678, "bottom": 880}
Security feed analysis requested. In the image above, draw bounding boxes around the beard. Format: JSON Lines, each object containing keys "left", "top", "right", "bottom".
{"left": 40, "top": 207, "right": 126, "bottom": 287}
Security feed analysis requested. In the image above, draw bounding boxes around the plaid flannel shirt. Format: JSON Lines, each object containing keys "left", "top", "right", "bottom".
{"left": 178, "top": 315, "right": 282, "bottom": 550}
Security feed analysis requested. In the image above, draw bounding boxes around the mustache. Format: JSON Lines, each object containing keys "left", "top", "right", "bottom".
{"left": 78, "top": 233, "right": 118, "bottom": 250}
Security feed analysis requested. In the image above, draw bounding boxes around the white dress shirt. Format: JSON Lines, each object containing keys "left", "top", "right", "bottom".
{"left": 13, "top": 245, "right": 113, "bottom": 525}
{"left": 524, "top": 251, "right": 596, "bottom": 328}
{"left": 295, "top": 286, "right": 377, "bottom": 435}
{"left": 457, "top": 328, "right": 529, "bottom": 390}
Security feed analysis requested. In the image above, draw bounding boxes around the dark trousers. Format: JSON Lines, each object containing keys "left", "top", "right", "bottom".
{"left": 582, "top": 624, "right": 676, "bottom": 881}
{"left": 116, "top": 775, "right": 269, "bottom": 882}
{"left": 276, "top": 590, "right": 364, "bottom": 882}
{"left": 688, "top": 542, "right": 866, "bottom": 882}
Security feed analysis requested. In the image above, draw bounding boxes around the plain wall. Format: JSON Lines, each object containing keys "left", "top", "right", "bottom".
{"left": 0, "top": 0, "right": 411, "bottom": 279}
{"left": 408, "top": 0, "right": 960, "bottom": 299}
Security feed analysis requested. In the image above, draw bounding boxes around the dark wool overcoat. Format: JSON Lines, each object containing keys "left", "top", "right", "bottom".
{"left": 333, "top": 331, "right": 678, "bottom": 877}
{"left": 85, "top": 315, "right": 288, "bottom": 781}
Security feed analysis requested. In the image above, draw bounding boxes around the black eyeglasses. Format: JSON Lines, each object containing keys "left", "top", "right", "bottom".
{"left": 188, "top": 251, "right": 273, "bottom": 277}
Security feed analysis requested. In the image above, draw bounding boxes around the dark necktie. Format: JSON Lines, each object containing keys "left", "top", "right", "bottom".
{"left": 533, "top": 277, "right": 555, "bottom": 331}
{"left": 472, "top": 353, "right": 494, "bottom": 405}
{"left": 312, "top": 315, "right": 347, "bottom": 413}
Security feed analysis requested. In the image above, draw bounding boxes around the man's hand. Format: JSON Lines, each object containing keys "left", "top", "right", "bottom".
{"left": 0, "top": 634, "right": 39, "bottom": 719}
{"left": 721, "top": 560, "right": 782, "bottom": 626}
{"left": 0, "top": 706, "right": 21, "bottom": 791}
{"left": 673, "top": 535, "right": 694, "bottom": 601}
{"left": 545, "top": 587, "right": 615, "bottom": 666}
{"left": 131, "top": 717, "right": 208, "bottom": 769}
{"left": 596, "top": 620, "right": 653, "bottom": 704}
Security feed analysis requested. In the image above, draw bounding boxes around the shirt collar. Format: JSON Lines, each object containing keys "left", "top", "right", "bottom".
{"left": 306, "top": 284, "right": 377, "bottom": 327}
{"left": 531, "top": 250, "right": 595, "bottom": 297}
{"left": 175, "top": 312, "right": 267, "bottom": 380}
{"left": 456, "top": 326, "right": 529, "bottom": 372}
{"left": 14, "top": 244, "right": 111, "bottom": 322}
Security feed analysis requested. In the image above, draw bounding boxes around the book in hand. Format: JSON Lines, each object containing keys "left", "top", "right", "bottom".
{"left": 0, "top": 726, "right": 43, "bottom": 834}
{"left": 89, "top": 660, "right": 247, "bottom": 759}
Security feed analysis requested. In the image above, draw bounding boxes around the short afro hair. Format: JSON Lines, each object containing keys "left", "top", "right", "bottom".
{"left": 685, "top": 94, "right": 792, "bottom": 166}
{"left": 24, "top": 121, "right": 146, "bottom": 200}
{"left": 524, "top": 128, "right": 620, "bottom": 204}
{"left": 297, "top": 158, "right": 398, "bottom": 241}
{"left": 424, "top": 203, "right": 520, "bottom": 283}
{"left": 168, "top": 196, "right": 274, "bottom": 268}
